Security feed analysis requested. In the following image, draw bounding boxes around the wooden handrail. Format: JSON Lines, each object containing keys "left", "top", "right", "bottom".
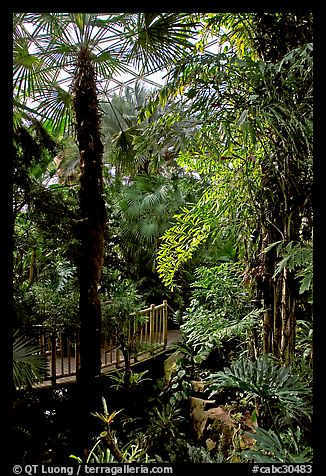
{"left": 31, "top": 301, "right": 169, "bottom": 385}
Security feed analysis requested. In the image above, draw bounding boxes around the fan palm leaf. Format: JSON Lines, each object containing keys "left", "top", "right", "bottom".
{"left": 118, "top": 174, "right": 186, "bottom": 264}
{"left": 121, "top": 13, "right": 198, "bottom": 71}
{"left": 13, "top": 331, "right": 48, "bottom": 389}
{"left": 13, "top": 13, "right": 198, "bottom": 135}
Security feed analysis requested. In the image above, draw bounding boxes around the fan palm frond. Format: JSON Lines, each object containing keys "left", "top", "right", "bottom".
{"left": 34, "top": 84, "right": 73, "bottom": 135}
{"left": 121, "top": 13, "right": 198, "bottom": 72}
{"left": 13, "top": 331, "right": 48, "bottom": 389}
{"left": 14, "top": 13, "right": 197, "bottom": 136}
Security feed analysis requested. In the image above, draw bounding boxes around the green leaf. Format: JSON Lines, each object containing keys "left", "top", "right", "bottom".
{"left": 251, "top": 408, "right": 258, "bottom": 424}
{"left": 69, "top": 455, "right": 83, "bottom": 463}
{"left": 96, "top": 51, "right": 113, "bottom": 62}
{"left": 237, "top": 109, "right": 248, "bottom": 127}
{"left": 273, "top": 256, "right": 290, "bottom": 278}
{"left": 299, "top": 273, "right": 312, "bottom": 294}
{"left": 263, "top": 240, "right": 283, "bottom": 254}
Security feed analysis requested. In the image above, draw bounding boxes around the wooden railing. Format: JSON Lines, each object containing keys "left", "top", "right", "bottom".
{"left": 31, "top": 300, "right": 168, "bottom": 385}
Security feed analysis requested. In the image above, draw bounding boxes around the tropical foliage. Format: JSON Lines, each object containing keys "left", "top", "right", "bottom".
{"left": 241, "top": 426, "right": 313, "bottom": 463}
{"left": 13, "top": 331, "right": 48, "bottom": 389}
{"left": 12, "top": 12, "right": 313, "bottom": 466}
{"left": 180, "top": 263, "right": 261, "bottom": 364}
{"left": 208, "top": 354, "right": 312, "bottom": 429}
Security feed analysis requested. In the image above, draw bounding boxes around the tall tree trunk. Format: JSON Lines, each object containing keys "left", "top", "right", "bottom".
{"left": 280, "top": 268, "right": 297, "bottom": 365}
{"left": 272, "top": 277, "right": 282, "bottom": 359}
{"left": 250, "top": 14, "right": 312, "bottom": 365}
{"left": 73, "top": 46, "right": 107, "bottom": 383}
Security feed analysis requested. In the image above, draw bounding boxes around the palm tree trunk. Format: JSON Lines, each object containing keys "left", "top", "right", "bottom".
{"left": 280, "top": 268, "right": 297, "bottom": 365}
{"left": 73, "top": 46, "right": 106, "bottom": 382}
{"left": 272, "top": 277, "right": 282, "bottom": 359}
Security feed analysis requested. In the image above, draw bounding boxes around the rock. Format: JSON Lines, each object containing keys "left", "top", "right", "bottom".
{"left": 205, "top": 405, "right": 236, "bottom": 457}
{"left": 190, "top": 397, "right": 216, "bottom": 441}
{"left": 189, "top": 398, "right": 257, "bottom": 458}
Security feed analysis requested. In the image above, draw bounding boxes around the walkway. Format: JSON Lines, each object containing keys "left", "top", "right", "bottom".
{"left": 35, "top": 329, "right": 181, "bottom": 388}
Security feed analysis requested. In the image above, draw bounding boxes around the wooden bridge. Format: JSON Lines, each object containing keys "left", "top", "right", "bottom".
{"left": 31, "top": 301, "right": 180, "bottom": 388}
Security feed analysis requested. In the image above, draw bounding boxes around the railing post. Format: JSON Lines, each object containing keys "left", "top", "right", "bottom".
{"left": 39, "top": 331, "right": 45, "bottom": 355}
{"left": 67, "top": 336, "right": 71, "bottom": 374}
{"left": 51, "top": 330, "right": 57, "bottom": 386}
{"left": 75, "top": 329, "right": 80, "bottom": 376}
{"left": 163, "top": 300, "right": 168, "bottom": 347}
{"left": 59, "top": 331, "right": 64, "bottom": 376}
{"left": 150, "top": 304, "right": 155, "bottom": 344}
